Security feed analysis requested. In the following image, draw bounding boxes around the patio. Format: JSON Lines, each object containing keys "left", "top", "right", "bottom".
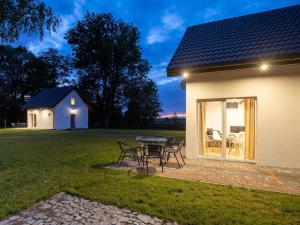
{"left": 109, "top": 155, "right": 300, "bottom": 195}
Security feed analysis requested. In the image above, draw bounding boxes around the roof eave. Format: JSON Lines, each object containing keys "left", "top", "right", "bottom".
{"left": 167, "top": 56, "right": 300, "bottom": 76}
{"left": 22, "top": 106, "right": 55, "bottom": 110}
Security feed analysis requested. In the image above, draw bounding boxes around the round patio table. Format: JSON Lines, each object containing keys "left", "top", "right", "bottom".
{"left": 137, "top": 136, "right": 168, "bottom": 145}
{"left": 136, "top": 136, "right": 169, "bottom": 173}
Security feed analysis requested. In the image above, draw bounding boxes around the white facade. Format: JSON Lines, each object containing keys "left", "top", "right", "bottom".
{"left": 27, "top": 90, "right": 88, "bottom": 130}
{"left": 27, "top": 108, "right": 54, "bottom": 129}
{"left": 54, "top": 90, "right": 88, "bottom": 130}
{"left": 185, "top": 63, "right": 300, "bottom": 169}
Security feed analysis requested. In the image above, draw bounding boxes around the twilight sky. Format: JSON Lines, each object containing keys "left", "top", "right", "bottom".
{"left": 17, "top": 0, "right": 300, "bottom": 113}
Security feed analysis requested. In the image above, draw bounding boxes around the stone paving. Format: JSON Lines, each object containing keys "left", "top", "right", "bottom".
{"left": 0, "top": 193, "right": 177, "bottom": 225}
{"left": 110, "top": 157, "right": 300, "bottom": 195}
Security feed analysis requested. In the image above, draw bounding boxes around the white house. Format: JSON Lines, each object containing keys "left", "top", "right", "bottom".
{"left": 167, "top": 5, "right": 300, "bottom": 168}
{"left": 23, "top": 86, "right": 89, "bottom": 130}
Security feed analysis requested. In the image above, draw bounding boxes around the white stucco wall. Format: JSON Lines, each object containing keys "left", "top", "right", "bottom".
{"left": 54, "top": 90, "right": 88, "bottom": 130}
{"left": 185, "top": 63, "right": 300, "bottom": 168}
{"left": 27, "top": 108, "right": 54, "bottom": 129}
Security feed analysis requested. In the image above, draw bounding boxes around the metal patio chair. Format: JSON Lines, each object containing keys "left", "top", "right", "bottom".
{"left": 163, "top": 138, "right": 185, "bottom": 168}
{"left": 142, "top": 144, "right": 165, "bottom": 174}
{"left": 117, "top": 141, "right": 140, "bottom": 166}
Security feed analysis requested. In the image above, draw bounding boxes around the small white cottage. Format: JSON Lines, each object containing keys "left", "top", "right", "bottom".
{"left": 23, "top": 86, "right": 89, "bottom": 130}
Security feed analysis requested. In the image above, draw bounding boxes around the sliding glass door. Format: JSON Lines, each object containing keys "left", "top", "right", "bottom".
{"left": 200, "top": 98, "right": 255, "bottom": 161}
{"left": 200, "top": 101, "right": 224, "bottom": 158}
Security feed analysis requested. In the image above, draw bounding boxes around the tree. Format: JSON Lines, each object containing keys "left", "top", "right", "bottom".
{"left": 0, "top": 0, "right": 60, "bottom": 42}
{"left": 124, "top": 77, "right": 161, "bottom": 127}
{"left": 66, "top": 12, "right": 152, "bottom": 127}
{"left": 39, "top": 48, "right": 72, "bottom": 86}
{"left": 0, "top": 45, "right": 60, "bottom": 126}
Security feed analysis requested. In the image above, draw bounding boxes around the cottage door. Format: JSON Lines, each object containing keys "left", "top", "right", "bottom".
{"left": 29, "top": 114, "right": 37, "bottom": 127}
{"left": 70, "top": 114, "right": 76, "bottom": 129}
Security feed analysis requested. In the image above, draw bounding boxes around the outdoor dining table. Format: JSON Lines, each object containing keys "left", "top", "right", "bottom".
{"left": 137, "top": 136, "right": 169, "bottom": 145}
{"left": 136, "top": 136, "right": 169, "bottom": 173}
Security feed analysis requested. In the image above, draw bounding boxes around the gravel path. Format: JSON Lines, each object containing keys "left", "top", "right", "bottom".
{"left": 0, "top": 193, "right": 178, "bottom": 225}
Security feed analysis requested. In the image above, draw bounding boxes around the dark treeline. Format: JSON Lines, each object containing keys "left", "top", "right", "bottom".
{"left": 0, "top": 2, "right": 161, "bottom": 128}
{"left": 0, "top": 46, "right": 72, "bottom": 126}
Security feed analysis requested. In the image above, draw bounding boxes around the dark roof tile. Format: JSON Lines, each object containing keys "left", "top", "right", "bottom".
{"left": 167, "top": 5, "right": 300, "bottom": 75}
{"left": 23, "top": 86, "right": 75, "bottom": 109}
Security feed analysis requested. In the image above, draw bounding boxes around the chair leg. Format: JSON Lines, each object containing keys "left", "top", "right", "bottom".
{"left": 133, "top": 153, "right": 136, "bottom": 161}
{"left": 179, "top": 151, "right": 185, "bottom": 165}
{"left": 119, "top": 153, "right": 126, "bottom": 166}
{"left": 135, "top": 151, "right": 140, "bottom": 166}
{"left": 146, "top": 157, "right": 149, "bottom": 174}
{"left": 159, "top": 152, "right": 165, "bottom": 173}
{"left": 162, "top": 151, "right": 166, "bottom": 164}
{"left": 174, "top": 153, "right": 181, "bottom": 168}
{"left": 117, "top": 152, "right": 123, "bottom": 164}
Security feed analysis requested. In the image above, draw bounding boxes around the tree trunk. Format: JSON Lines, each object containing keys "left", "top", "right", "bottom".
{"left": 104, "top": 109, "right": 112, "bottom": 128}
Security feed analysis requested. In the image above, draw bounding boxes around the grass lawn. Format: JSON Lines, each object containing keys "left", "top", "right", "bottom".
{"left": 0, "top": 129, "right": 299, "bottom": 225}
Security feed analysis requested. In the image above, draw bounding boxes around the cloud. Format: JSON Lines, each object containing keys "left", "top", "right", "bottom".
{"left": 147, "top": 28, "right": 168, "bottom": 45}
{"left": 28, "top": 0, "right": 86, "bottom": 54}
{"left": 146, "top": 12, "right": 184, "bottom": 45}
{"left": 74, "top": 0, "right": 85, "bottom": 16}
{"left": 148, "top": 61, "right": 181, "bottom": 86}
{"left": 162, "top": 13, "right": 184, "bottom": 30}
{"left": 157, "top": 77, "right": 181, "bottom": 85}
{"left": 244, "top": 2, "right": 263, "bottom": 10}
{"left": 28, "top": 15, "right": 74, "bottom": 54}
{"left": 203, "top": 8, "right": 220, "bottom": 21}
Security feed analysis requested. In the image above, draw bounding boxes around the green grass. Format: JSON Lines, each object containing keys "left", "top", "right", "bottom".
{"left": 0, "top": 129, "right": 299, "bottom": 225}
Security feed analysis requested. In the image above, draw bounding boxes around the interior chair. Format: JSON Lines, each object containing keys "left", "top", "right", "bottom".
{"left": 211, "top": 130, "right": 222, "bottom": 152}
{"left": 234, "top": 132, "right": 245, "bottom": 156}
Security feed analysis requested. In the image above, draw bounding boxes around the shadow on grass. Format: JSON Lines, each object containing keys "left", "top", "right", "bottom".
{"left": 90, "top": 162, "right": 115, "bottom": 169}
{"left": 0, "top": 160, "right": 5, "bottom": 171}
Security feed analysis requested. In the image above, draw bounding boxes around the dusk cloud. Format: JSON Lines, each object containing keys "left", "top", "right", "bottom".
{"left": 147, "top": 12, "right": 184, "bottom": 45}
{"left": 28, "top": 0, "right": 86, "bottom": 54}
{"left": 203, "top": 8, "right": 220, "bottom": 21}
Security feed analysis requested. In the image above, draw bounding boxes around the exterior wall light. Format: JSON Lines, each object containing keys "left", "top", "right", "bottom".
{"left": 183, "top": 72, "right": 189, "bottom": 78}
{"left": 70, "top": 109, "right": 77, "bottom": 114}
{"left": 259, "top": 63, "right": 270, "bottom": 71}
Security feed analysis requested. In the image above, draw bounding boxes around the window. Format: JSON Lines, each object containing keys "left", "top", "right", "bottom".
{"left": 70, "top": 97, "right": 76, "bottom": 105}
{"left": 199, "top": 97, "right": 256, "bottom": 161}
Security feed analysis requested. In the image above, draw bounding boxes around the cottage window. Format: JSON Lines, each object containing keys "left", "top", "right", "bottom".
{"left": 71, "top": 97, "right": 76, "bottom": 105}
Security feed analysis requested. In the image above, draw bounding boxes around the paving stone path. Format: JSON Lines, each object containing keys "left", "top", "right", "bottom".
{"left": 0, "top": 193, "right": 177, "bottom": 225}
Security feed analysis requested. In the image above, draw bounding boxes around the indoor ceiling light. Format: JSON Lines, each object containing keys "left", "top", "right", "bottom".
{"left": 259, "top": 63, "right": 270, "bottom": 71}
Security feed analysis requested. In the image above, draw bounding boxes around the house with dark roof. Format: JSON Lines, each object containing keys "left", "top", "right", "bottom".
{"left": 167, "top": 5, "right": 300, "bottom": 169}
{"left": 23, "top": 86, "right": 89, "bottom": 129}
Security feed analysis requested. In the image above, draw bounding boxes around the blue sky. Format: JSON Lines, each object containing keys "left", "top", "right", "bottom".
{"left": 18, "top": 0, "right": 300, "bottom": 113}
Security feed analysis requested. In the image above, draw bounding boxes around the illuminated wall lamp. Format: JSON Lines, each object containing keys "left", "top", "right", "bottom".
{"left": 183, "top": 72, "right": 189, "bottom": 78}
{"left": 70, "top": 109, "right": 77, "bottom": 114}
{"left": 259, "top": 63, "right": 270, "bottom": 71}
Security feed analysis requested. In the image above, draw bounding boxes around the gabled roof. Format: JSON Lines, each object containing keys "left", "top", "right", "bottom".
{"left": 23, "top": 86, "right": 76, "bottom": 109}
{"left": 167, "top": 5, "right": 300, "bottom": 76}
